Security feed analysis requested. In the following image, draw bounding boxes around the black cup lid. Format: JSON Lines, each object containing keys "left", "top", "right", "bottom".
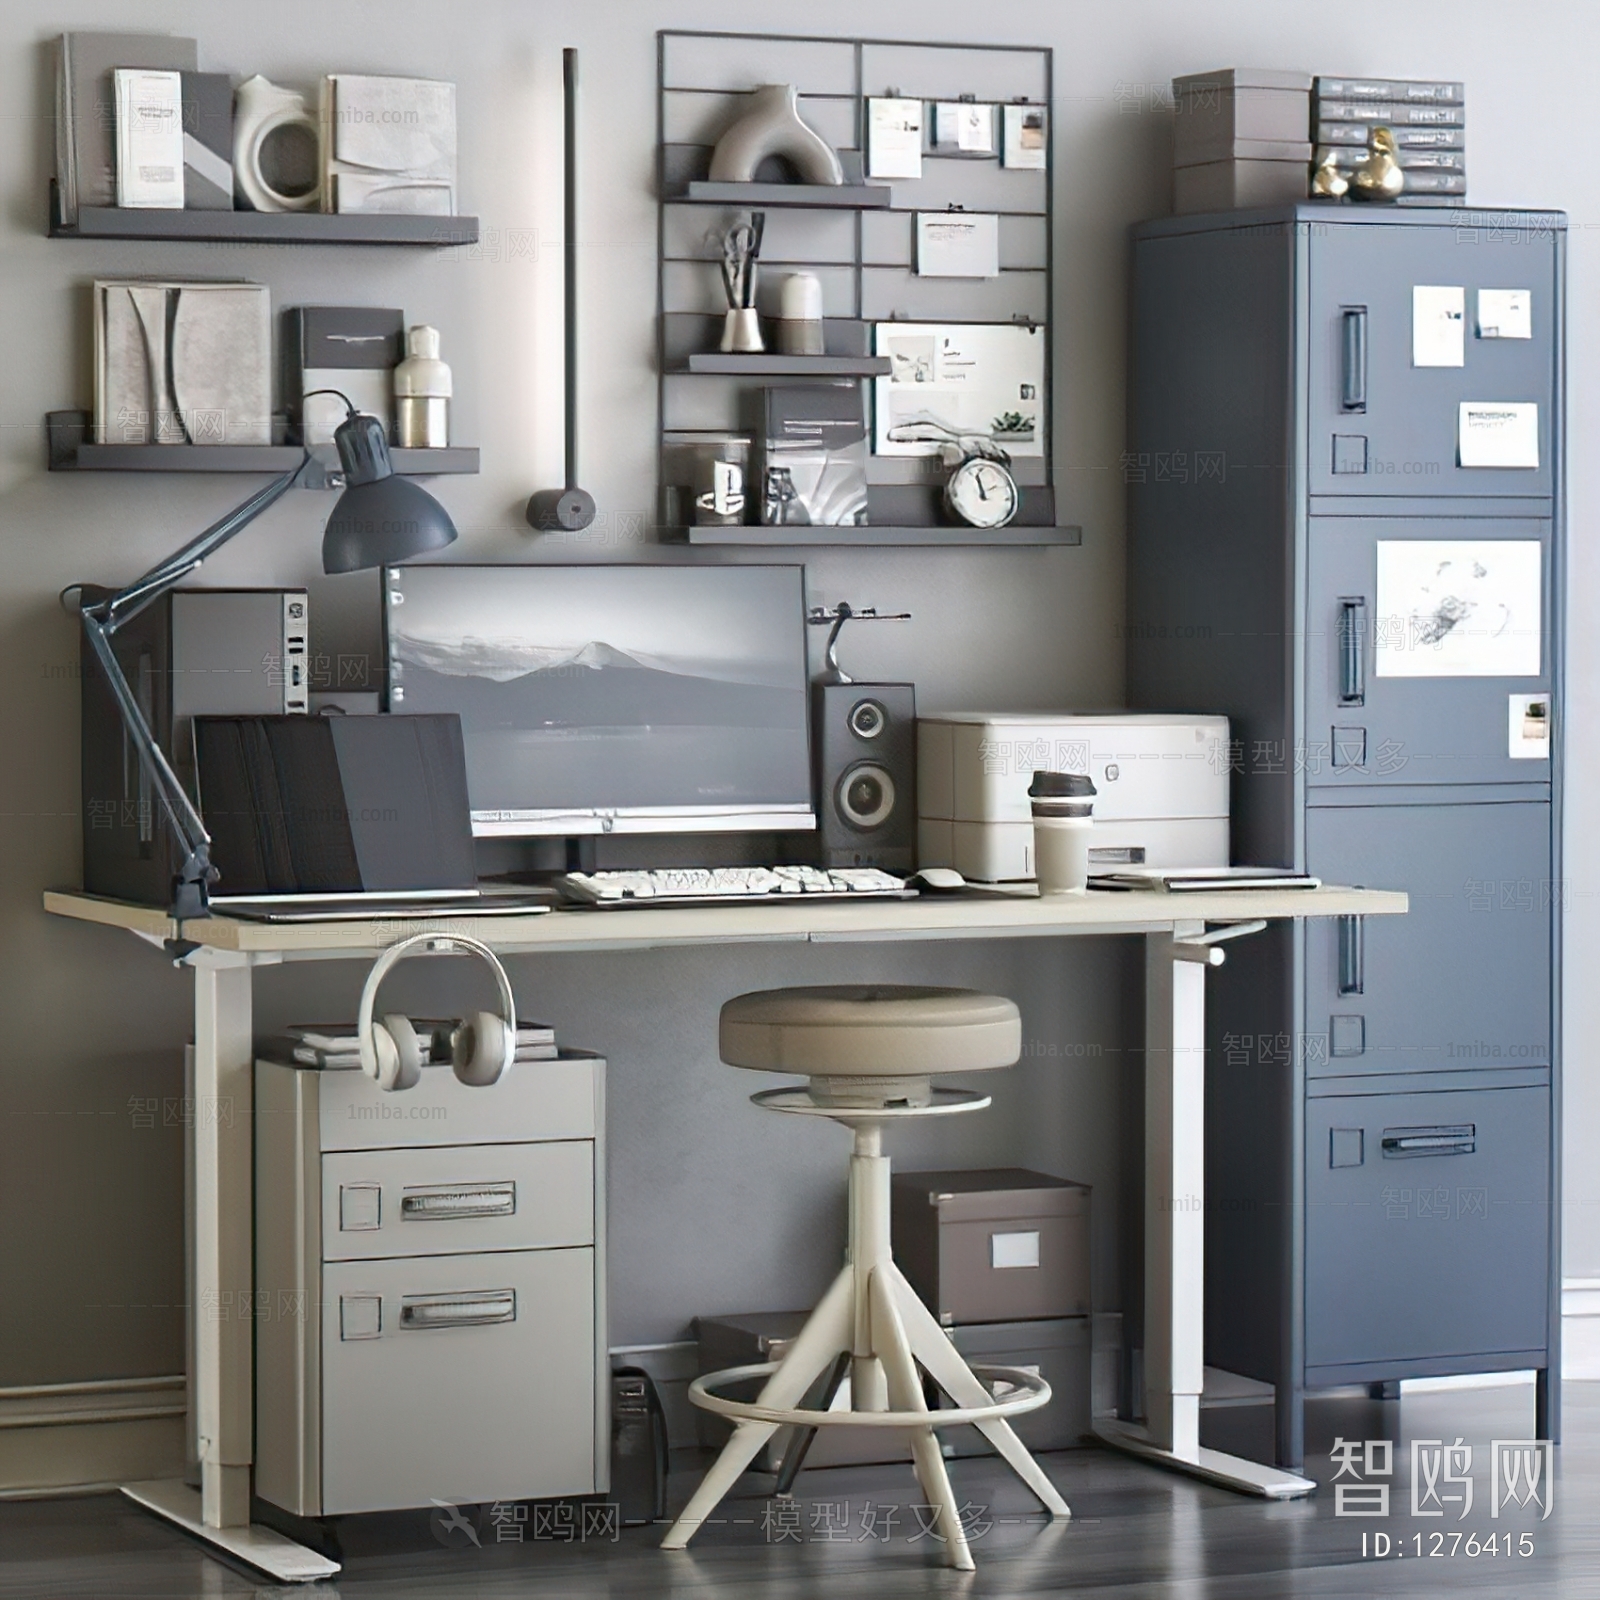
{"left": 1029, "top": 770, "right": 1096, "bottom": 798}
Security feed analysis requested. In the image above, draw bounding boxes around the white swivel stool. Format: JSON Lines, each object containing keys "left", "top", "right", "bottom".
{"left": 662, "top": 985, "right": 1070, "bottom": 1570}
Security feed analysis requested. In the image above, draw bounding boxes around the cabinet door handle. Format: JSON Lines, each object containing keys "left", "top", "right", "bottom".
{"left": 1337, "top": 915, "right": 1364, "bottom": 996}
{"left": 399, "top": 1289, "right": 517, "bottom": 1330}
{"left": 1381, "top": 1125, "right": 1476, "bottom": 1159}
{"left": 1338, "top": 598, "right": 1367, "bottom": 706}
{"left": 401, "top": 1182, "right": 516, "bottom": 1221}
{"left": 1340, "top": 306, "right": 1368, "bottom": 412}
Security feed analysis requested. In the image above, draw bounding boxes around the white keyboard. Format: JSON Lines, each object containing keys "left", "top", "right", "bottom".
{"left": 558, "top": 865, "right": 912, "bottom": 907}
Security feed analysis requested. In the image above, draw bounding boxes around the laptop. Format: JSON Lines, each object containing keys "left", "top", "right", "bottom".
{"left": 192, "top": 713, "right": 552, "bottom": 922}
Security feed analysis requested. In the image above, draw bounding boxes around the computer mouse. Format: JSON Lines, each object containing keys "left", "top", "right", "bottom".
{"left": 910, "top": 867, "right": 966, "bottom": 892}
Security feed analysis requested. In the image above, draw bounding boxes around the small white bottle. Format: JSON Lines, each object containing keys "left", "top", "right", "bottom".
{"left": 393, "top": 325, "right": 451, "bottom": 448}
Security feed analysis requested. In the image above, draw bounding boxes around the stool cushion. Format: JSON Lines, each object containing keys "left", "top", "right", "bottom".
{"left": 720, "top": 985, "right": 1021, "bottom": 1078}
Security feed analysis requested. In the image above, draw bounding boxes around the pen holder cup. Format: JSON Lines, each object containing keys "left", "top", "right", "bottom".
{"left": 720, "top": 308, "right": 765, "bottom": 354}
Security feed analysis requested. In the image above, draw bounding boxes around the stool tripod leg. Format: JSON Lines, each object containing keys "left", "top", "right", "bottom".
{"left": 774, "top": 1350, "right": 852, "bottom": 1498}
{"left": 870, "top": 1267, "right": 973, "bottom": 1571}
{"left": 662, "top": 1265, "right": 854, "bottom": 1550}
{"left": 887, "top": 1263, "right": 1070, "bottom": 1520}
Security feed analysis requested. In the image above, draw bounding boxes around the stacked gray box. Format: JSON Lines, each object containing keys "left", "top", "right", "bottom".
{"left": 1172, "top": 68, "right": 1312, "bottom": 215}
{"left": 1313, "top": 76, "right": 1466, "bottom": 204}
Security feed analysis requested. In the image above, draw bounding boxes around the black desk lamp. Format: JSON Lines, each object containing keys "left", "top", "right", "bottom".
{"left": 75, "top": 395, "right": 458, "bottom": 920}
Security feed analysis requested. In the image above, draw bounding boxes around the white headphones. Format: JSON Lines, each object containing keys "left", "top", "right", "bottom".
{"left": 357, "top": 933, "right": 518, "bottom": 1093}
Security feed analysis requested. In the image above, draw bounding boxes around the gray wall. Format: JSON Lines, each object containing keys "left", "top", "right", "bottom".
{"left": 2, "top": 0, "right": 1594, "bottom": 1387}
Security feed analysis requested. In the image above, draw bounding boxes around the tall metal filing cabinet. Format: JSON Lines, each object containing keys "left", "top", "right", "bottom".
{"left": 1125, "top": 204, "right": 1563, "bottom": 1470}
{"left": 254, "top": 1050, "right": 608, "bottom": 1516}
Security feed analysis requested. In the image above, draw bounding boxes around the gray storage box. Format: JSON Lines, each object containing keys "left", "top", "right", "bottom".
{"left": 1174, "top": 157, "right": 1310, "bottom": 214}
{"left": 891, "top": 1168, "right": 1090, "bottom": 1325}
{"left": 1173, "top": 68, "right": 1312, "bottom": 158}
{"left": 940, "top": 1317, "right": 1091, "bottom": 1456}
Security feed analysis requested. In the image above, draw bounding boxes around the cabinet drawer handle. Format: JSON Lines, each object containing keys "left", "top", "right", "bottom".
{"left": 1381, "top": 1125, "right": 1476, "bottom": 1159}
{"left": 401, "top": 1182, "right": 516, "bottom": 1221}
{"left": 1337, "top": 915, "right": 1364, "bottom": 996}
{"left": 1340, "top": 306, "right": 1368, "bottom": 412}
{"left": 399, "top": 1289, "right": 517, "bottom": 1329}
{"left": 1338, "top": 598, "right": 1367, "bottom": 705}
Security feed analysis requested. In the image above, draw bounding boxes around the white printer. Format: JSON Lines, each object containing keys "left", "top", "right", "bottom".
{"left": 917, "top": 712, "right": 1231, "bottom": 882}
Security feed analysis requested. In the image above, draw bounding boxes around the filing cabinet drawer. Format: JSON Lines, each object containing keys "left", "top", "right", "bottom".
{"left": 321, "top": 1247, "right": 596, "bottom": 1513}
{"left": 316, "top": 1051, "right": 600, "bottom": 1150}
{"left": 1304, "top": 799, "right": 1551, "bottom": 1077}
{"left": 1306, "top": 1084, "right": 1550, "bottom": 1371}
{"left": 322, "top": 1140, "right": 593, "bottom": 1261}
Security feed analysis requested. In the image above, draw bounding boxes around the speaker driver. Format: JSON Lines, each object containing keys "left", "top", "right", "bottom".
{"left": 847, "top": 697, "right": 888, "bottom": 739}
{"left": 837, "top": 763, "right": 895, "bottom": 830}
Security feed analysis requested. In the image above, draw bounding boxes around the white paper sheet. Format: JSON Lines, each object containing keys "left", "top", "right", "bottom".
{"left": 1477, "top": 288, "right": 1532, "bottom": 339}
{"left": 1374, "top": 540, "right": 1542, "bottom": 678}
{"left": 915, "top": 211, "right": 1000, "bottom": 278}
{"left": 873, "top": 322, "right": 1045, "bottom": 457}
{"left": 1459, "top": 401, "right": 1539, "bottom": 468}
{"left": 1002, "top": 103, "right": 1048, "bottom": 169}
{"left": 935, "top": 101, "right": 994, "bottom": 152}
{"left": 867, "top": 97, "right": 923, "bottom": 181}
{"left": 1412, "top": 285, "right": 1465, "bottom": 367}
{"left": 1508, "top": 693, "right": 1551, "bottom": 759}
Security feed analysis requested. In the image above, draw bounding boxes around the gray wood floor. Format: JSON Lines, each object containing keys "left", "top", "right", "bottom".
{"left": 2, "top": 1381, "right": 1595, "bottom": 1598}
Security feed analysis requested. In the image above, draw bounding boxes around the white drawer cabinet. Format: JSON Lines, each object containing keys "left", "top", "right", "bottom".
{"left": 255, "top": 1052, "right": 607, "bottom": 1517}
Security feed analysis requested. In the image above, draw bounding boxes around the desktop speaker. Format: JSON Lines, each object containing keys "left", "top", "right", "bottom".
{"left": 812, "top": 681, "right": 916, "bottom": 871}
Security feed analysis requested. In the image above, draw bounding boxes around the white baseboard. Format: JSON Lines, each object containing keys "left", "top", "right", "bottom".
{"left": 0, "top": 1377, "right": 185, "bottom": 1498}
{"left": 1563, "top": 1277, "right": 1600, "bottom": 1381}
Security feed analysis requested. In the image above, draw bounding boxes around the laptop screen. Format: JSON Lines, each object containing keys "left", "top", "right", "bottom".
{"left": 193, "top": 713, "right": 476, "bottom": 899}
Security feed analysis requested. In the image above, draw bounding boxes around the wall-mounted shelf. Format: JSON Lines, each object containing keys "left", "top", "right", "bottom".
{"left": 657, "top": 31, "right": 1058, "bottom": 549}
{"left": 669, "top": 180, "right": 891, "bottom": 210}
{"left": 663, "top": 524, "right": 1081, "bottom": 548}
{"left": 678, "top": 352, "right": 892, "bottom": 377}
{"left": 46, "top": 412, "right": 478, "bottom": 484}
{"left": 48, "top": 185, "right": 478, "bottom": 247}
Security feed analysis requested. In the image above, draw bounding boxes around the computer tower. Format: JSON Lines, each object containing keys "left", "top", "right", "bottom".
{"left": 1126, "top": 205, "right": 1563, "bottom": 1468}
{"left": 81, "top": 588, "right": 308, "bottom": 904}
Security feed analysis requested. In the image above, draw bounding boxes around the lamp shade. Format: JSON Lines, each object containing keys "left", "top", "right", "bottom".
{"left": 320, "top": 411, "right": 458, "bottom": 575}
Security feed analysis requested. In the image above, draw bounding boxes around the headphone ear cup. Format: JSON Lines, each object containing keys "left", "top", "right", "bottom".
{"left": 376, "top": 1014, "right": 425, "bottom": 1092}
{"left": 453, "top": 1010, "right": 513, "bottom": 1087}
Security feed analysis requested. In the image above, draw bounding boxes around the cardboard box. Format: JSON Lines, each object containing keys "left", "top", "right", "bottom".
{"left": 892, "top": 1168, "right": 1091, "bottom": 1326}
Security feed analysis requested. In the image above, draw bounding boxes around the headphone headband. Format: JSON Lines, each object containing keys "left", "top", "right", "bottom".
{"left": 357, "top": 933, "right": 517, "bottom": 1081}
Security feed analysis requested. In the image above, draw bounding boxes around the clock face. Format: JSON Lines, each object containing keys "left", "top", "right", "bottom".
{"left": 946, "top": 456, "right": 1019, "bottom": 528}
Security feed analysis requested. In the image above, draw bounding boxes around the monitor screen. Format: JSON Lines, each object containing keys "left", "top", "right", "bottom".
{"left": 383, "top": 564, "right": 814, "bottom": 836}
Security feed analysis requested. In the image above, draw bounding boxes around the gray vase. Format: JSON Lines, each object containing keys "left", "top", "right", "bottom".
{"left": 708, "top": 84, "right": 844, "bottom": 186}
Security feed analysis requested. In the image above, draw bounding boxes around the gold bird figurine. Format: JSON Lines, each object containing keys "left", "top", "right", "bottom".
{"left": 1310, "top": 149, "right": 1349, "bottom": 199}
{"left": 1349, "top": 126, "right": 1405, "bottom": 202}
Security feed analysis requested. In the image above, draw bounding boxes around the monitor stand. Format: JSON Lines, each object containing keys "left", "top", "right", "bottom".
{"left": 565, "top": 836, "right": 599, "bottom": 875}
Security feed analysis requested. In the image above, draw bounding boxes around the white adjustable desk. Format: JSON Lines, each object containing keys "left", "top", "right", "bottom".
{"left": 46, "top": 884, "right": 1406, "bottom": 1582}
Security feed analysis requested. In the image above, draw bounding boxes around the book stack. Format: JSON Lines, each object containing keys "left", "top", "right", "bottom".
{"left": 1313, "top": 77, "right": 1466, "bottom": 204}
{"left": 282, "top": 1019, "right": 559, "bottom": 1071}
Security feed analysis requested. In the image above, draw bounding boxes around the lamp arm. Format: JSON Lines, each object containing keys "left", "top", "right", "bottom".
{"left": 76, "top": 452, "right": 310, "bottom": 920}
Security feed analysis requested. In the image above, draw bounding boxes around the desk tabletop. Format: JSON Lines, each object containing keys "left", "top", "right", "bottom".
{"left": 44, "top": 885, "right": 1407, "bottom": 961}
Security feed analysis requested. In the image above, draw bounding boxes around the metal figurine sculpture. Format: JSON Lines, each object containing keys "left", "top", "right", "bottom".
{"left": 1350, "top": 126, "right": 1405, "bottom": 202}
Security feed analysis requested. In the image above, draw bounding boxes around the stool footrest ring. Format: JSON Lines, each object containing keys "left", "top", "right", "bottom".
{"left": 687, "top": 1360, "right": 1050, "bottom": 1429}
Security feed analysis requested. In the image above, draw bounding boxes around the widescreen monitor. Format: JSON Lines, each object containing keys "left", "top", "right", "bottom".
{"left": 384, "top": 564, "right": 813, "bottom": 836}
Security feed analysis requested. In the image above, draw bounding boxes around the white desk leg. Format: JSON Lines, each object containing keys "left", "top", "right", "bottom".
{"left": 1094, "top": 924, "right": 1316, "bottom": 1500}
{"left": 123, "top": 953, "right": 338, "bottom": 1583}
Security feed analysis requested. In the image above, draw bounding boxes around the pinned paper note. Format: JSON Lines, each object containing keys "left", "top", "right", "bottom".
{"left": 1508, "top": 693, "right": 1551, "bottom": 759}
{"left": 935, "top": 101, "right": 994, "bottom": 153}
{"left": 1375, "top": 539, "right": 1542, "bottom": 679}
{"left": 1459, "top": 401, "right": 1539, "bottom": 468}
{"left": 916, "top": 212, "right": 1000, "bottom": 278}
{"left": 1413, "top": 285, "right": 1465, "bottom": 367}
{"left": 1002, "top": 103, "right": 1047, "bottom": 169}
{"left": 1477, "top": 288, "right": 1532, "bottom": 340}
{"left": 867, "top": 97, "right": 923, "bottom": 180}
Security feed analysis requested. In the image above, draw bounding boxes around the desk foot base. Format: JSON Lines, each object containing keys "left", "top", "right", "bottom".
{"left": 121, "top": 1480, "right": 340, "bottom": 1582}
{"left": 1092, "top": 1418, "right": 1317, "bottom": 1499}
